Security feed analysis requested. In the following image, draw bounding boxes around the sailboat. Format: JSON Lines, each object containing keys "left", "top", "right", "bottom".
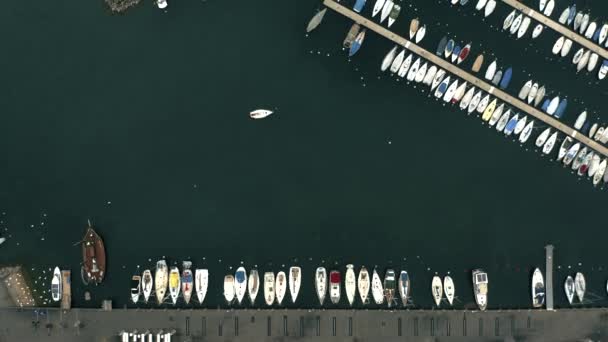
{"left": 169, "top": 266, "right": 181, "bottom": 305}
{"left": 432, "top": 276, "right": 443, "bottom": 307}
{"left": 248, "top": 269, "right": 259, "bottom": 304}
{"left": 142, "top": 269, "right": 153, "bottom": 303}
{"left": 358, "top": 267, "right": 370, "bottom": 304}
{"left": 315, "top": 267, "right": 327, "bottom": 305}
{"left": 289, "top": 266, "right": 302, "bottom": 303}
{"left": 181, "top": 261, "right": 193, "bottom": 305}
{"left": 195, "top": 269, "right": 209, "bottom": 304}
{"left": 234, "top": 266, "right": 247, "bottom": 304}
{"left": 155, "top": 260, "right": 168, "bottom": 305}
{"left": 276, "top": 271, "right": 287, "bottom": 305}
{"left": 345, "top": 264, "right": 357, "bottom": 306}
{"left": 51, "top": 267, "right": 62, "bottom": 302}
{"left": 398, "top": 271, "right": 410, "bottom": 306}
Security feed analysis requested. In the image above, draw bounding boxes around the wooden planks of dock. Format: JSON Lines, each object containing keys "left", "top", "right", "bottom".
{"left": 61, "top": 270, "right": 71, "bottom": 310}
{"left": 322, "top": 0, "right": 608, "bottom": 158}
{"left": 500, "top": 0, "right": 608, "bottom": 60}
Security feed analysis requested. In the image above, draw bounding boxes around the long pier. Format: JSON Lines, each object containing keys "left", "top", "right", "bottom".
{"left": 545, "top": 245, "right": 554, "bottom": 311}
{"left": 323, "top": 0, "right": 608, "bottom": 159}
{"left": 501, "top": 0, "right": 608, "bottom": 60}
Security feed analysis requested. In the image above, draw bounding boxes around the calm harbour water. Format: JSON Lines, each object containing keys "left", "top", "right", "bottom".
{"left": 0, "top": 0, "right": 607, "bottom": 309}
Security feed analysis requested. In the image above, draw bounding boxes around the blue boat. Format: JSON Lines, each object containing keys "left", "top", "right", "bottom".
{"left": 437, "top": 79, "right": 450, "bottom": 97}
{"left": 567, "top": 5, "right": 576, "bottom": 26}
{"left": 541, "top": 99, "right": 550, "bottom": 112}
{"left": 452, "top": 45, "right": 461, "bottom": 62}
{"left": 593, "top": 28, "right": 600, "bottom": 42}
{"left": 504, "top": 114, "right": 519, "bottom": 135}
{"left": 436, "top": 36, "right": 448, "bottom": 56}
{"left": 353, "top": 0, "right": 366, "bottom": 13}
{"left": 499, "top": 67, "right": 513, "bottom": 89}
{"left": 348, "top": 30, "right": 366, "bottom": 57}
{"left": 444, "top": 39, "right": 455, "bottom": 59}
{"left": 554, "top": 98, "right": 568, "bottom": 119}
{"left": 581, "top": 121, "right": 591, "bottom": 135}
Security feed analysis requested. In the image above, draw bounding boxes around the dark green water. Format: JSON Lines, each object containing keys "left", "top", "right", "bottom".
{"left": 0, "top": 0, "right": 607, "bottom": 310}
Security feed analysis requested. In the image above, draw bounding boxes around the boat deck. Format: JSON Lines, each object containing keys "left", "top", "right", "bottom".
{"left": 322, "top": 0, "right": 608, "bottom": 159}
{"left": 500, "top": 0, "right": 608, "bottom": 60}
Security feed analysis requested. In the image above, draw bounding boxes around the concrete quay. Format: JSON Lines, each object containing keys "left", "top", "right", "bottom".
{"left": 0, "top": 307, "right": 607, "bottom": 341}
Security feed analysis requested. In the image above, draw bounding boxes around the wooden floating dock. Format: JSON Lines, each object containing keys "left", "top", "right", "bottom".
{"left": 61, "top": 270, "right": 71, "bottom": 310}
{"left": 501, "top": 0, "right": 608, "bottom": 60}
{"left": 322, "top": 0, "right": 608, "bottom": 159}
{"left": 545, "top": 245, "right": 554, "bottom": 311}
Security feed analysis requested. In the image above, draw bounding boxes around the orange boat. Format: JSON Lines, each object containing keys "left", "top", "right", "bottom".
{"left": 81, "top": 221, "right": 106, "bottom": 285}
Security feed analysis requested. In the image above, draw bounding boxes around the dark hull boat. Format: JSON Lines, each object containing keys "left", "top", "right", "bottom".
{"left": 81, "top": 221, "right": 106, "bottom": 285}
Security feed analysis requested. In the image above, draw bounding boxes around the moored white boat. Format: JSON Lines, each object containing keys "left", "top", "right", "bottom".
{"left": 397, "top": 53, "right": 413, "bottom": 78}
{"left": 557, "top": 137, "right": 573, "bottom": 161}
{"left": 52, "top": 267, "right": 62, "bottom": 302}
{"left": 593, "top": 159, "right": 606, "bottom": 186}
{"left": 513, "top": 115, "right": 527, "bottom": 135}
{"left": 467, "top": 90, "right": 483, "bottom": 114}
{"left": 372, "top": 0, "right": 386, "bottom": 17}
{"left": 531, "top": 24, "right": 544, "bottom": 39}
{"left": 289, "top": 266, "right": 302, "bottom": 304}
{"left": 181, "top": 262, "right": 194, "bottom": 305}
{"left": 443, "top": 80, "right": 459, "bottom": 103}
{"left": 575, "top": 272, "right": 585, "bottom": 303}
{"left": 431, "top": 70, "right": 447, "bottom": 90}
{"left": 250, "top": 109, "right": 273, "bottom": 119}
{"left": 560, "top": 39, "right": 573, "bottom": 57}
{"left": 398, "top": 271, "right": 410, "bottom": 306}
{"left": 248, "top": 269, "right": 259, "bottom": 304}
{"left": 383, "top": 269, "right": 396, "bottom": 307}
{"left": 414, "top": 62, "right": 428, "bottom": 83}
{"left": 460, "top": 87, "right": 476, "bottom": 110}
{"left": 496, "top": 110, "right": 510, "bottom": 131}
{"left": 531, "top": 268, "right": 545, "bottom": 308}
{"left": 196, "top": 269, "right": 209, "bottom": 304}
{"left": 406, "top": 58, "right": 421, "bottom": 82}
{"left": 381, "top": 46, "right": 398, "bottom": 72}
{"left": 358, "top": 267, "right": 370, "bottom": 304}
{"left": 517, "top": 17, "right": 531, "bottom": 39}
{"left": 535, "top": 128, "right": 551, "bottom": 147}
{"left": 551, "top": 36, "right": 564, "bottom": 55}
{"left": 415, "top": 25, "right": 426, "bottom": 44}
{"left": 275, "top": 271, "right": 287, "bottom": 305}
{"left": 142, "top": 269, "right": 153, "bottom": 303}
{"left": 510, "top": 14, "right": 524, "bottom": 35}
{"left": 489, "top": 103, "right": 504, "bottom": 126}
{"left": 315, "top": 267, "right": 327, "bottom": 305}
{"left": 155, "top": 260, "right": 168, "bottom": 305}
{"left": 472, "top": 269, "right": 488, "bottom": 310}
{"left": 476, "top": 94, "right": 491, "bottom": 113}
{"left": 484, "top": 60, "right": 497, "bottom": 80}
{"left": 422, "top": 65, "right": 438, "bottom": 85}
{"left": 518, "top": 80, "right": 532, "bottom": 100}
{"left": 390, "top": 48, "right": 406, "bottom": 73}
{"left": 371, "top": 269, "right": 384, "bottom": 305}
{"left": 503, "top": 10, "right": 516, "bottom": 31}
{"left": 444, "top": 276, "right": 455, "bottom": 306}
{"left": 572, "top": 147, "right": 588, "bottom": 171}
{"left": 431, "top": 276, "right": 443, "bottom": 307}
{"left": 380, "top": 0, "right": 394, "bottom": 24}
{"left": 264, "top": 272, "right": 275, "bottom": 306}
{"left": 131, "top": 275, "right": 141, "bottom": 304}
{"left": 563, "top": 143, "right": 580, "bottom": 166}
{"left": 564, "top": 276, "right": 575, "bottom": 305}
{"left": 234, "top": 266, "right": 247, "bottom": 304}
{"left": 224, "top": 275, "right": 235, "bottom": 303}
{"left": 157, "top": 0, "right": 167, "bottom": 9}
{"left": 345, "top": 265, "right": 357, "bottom": 306}
{"left": 519, "top": 120, "right": 535, "bottom": 143}
{"left": 329, "top": 270, "right": 341, "bottom": 304}
{"left": 542, "top": 132, "right": 558, "bottom": 155}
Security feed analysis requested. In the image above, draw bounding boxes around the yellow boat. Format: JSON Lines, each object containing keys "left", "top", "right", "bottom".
{"left": 169, "top": 267, "right": 181, "bottom": 305}
{"left": 481, "top": 99, "right": 498, "bottom": 121}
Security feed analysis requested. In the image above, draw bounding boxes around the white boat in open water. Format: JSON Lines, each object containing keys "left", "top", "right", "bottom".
{"left": 345, "top": 264, "right": 357, "bottom": 306}
{"left": 248, "top": 269, "right": 259, "bottom": 304}
{"left": 575, "top": 272, "right": 585, "bottom": 303}
{"left": 157, "top": 0, "right": 167, "bottom": 9}
{"left": 155, "top": 260, "right": 168, "bottom": 305}
{"left": 275, "top": 271, "right": 287, "bottom": 305}
{"left": 196, "top": 269, "right": 209, "bottom": 304}
{"left": 531, "top": 268, "right": 545, "bottom": 308}
{"left": 142, "top": 269, "right": 153, "bottom": 303}
{"left": 444, "top": 276, "right": 455, "bottom": 306}
{"left": 52, "top": 267, "right": 62, "bottom": 302}
{"left": 432, "top": 276, "right": 443, "bottom": 307}
{"left": 250, "top": 109, "right": 274, "bottom": 119}
{"left": 472, "top": 269, "right": 488, "bottom": 310}
{"left": 264, "top": 272, "right": 275, "bottom": 306}
{"left": 315, "top": 267, "right": 327, "bottom": 305}
{"left": 289, "top": 266, "right": 302, "bottom": 303}
{"left": 234, "top": 266, "right": 247, "bottom": 304}
{"left": 358, "top": 267, "right": 370, "bottom": 304}
{"left": 223, "top": 275, "right": 235, "bottom": 303}
{"left": 371, "top": 269, "right": 384, "bottom": 305}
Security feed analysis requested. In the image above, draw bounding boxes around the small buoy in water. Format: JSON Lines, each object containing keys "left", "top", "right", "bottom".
{"left": 84, "top": 291, "right": 91, "bottom": 301}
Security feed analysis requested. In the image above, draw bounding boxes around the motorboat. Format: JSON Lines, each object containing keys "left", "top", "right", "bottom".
{"left": 155, "top": 260, "right": 168, "bottom": 305}
{"left": 264, "top": 272, "right": 275, "bottom": 306}
{"left": 330, "top": 270, "right": 341, "bottom": 304}
{"left": 560, "top": 39, "right": 573, "bottom": 57}
{"left": 345, "top": 265, "right": 356, "bottom": 306}
{"left": 409, "top": 18, "right": 419, "bottom": 40}
{"left": 315, "top": 267, "right": 327, "bottom": 305}
{"left": 557, "top": 136, "right": 573, "bottom": 161}
{"left": 587, "top": 53, "right": 599, "bottom": 72}
{"left": 472, "top": 269, "right": 488, "bottom": 310}
{"left": 358, "top": 267, "right": 370, "bottom": 304}
{"left": 181, "top": 261, "right": 194, "bottom": 305}
{"left": 353, "top": 0, "right": 367, "bottom": 13}
{"left": 196, "top": 269, "right": 209, "bottom": 304}
{"left": 387, "top": 4, "right": 401, "bottom": 28}
{"left": 567, "top": 4, "right": 576, "bottom": 26}
{"left": 535, "top": 128, "right": 551, "bottom": 147}
{"left": 475, "top": 0, "right": 488, "bottom": 11}
{"left": 398, "top": 271, "right": 410, "bottom": 306}
{"left": 573, "top": 12, "right": 583, "bottom": 31}
{"left": 157, "top": 0, "right": 167, "bottom": 9}
{"left": 551, "top": 36, "right": 564, "bottom": 55}
{"left": 169, "top": 267, "right": 181, "bottom": 305}
{"left": 51, "top": 267, "right": 62, "bottom": 302}
{"left": 397, "top": 53, "right": 413, "bottom": 78}
{"left": 598, "top": 61, "right": 608, "bottom": 80}
{"left": 224, "top": 275, "right": 235, "bottom": 303}
{"left": 275, "top": 271, "right": 287, "bottom": 305}
{"left": 343, "top": 23, "right": 361, "bottom": 49}
{"left": 563, "top": 143, "right": 581, "bottom": 166}
{"left": 142, "top": 269, "right": 153, "bottom": 303}
{"left": 372, "top": 269, "right": 384, "bottom": 304}
{"left": 234, "top": 266, "right": 247, "bottom": 304}
{"left": 432, "top": 276, "right": 443, "bottom": 307}
{"left": 472, "top": 54, "right": 484, "bottom": 73}
{"left": 564, "top": 276, "right": 575, "bottom": 305}
{"left": 306, "top": 8, "right": 327, "bottom": 33}
{"left": 589, "top": 123, "right": 599, "bottom": 138}
{"left": 484, "top": 0, "right": 496, "bottom": 17}
{"left": 519, "top": 120, "right": 535, "bottom": 143}
{"left": 250, "top": 109, "right": 273, "bottom": 119}
{"left": 513, "top": 115, "right": 527, "bottom": 135}
{"left": 531, "top": 268, "right": 545, "bottom": 308}
{"left": 574, "top": 111, "right": 587, "bottom": 130}
{"left": 584, "top": 22, "right": 597, "bottom": 39}
{"left": 558, "top": 7, "right": 569, "bottom": 24}
{"left": 575, "top": 272, "right": 585, "bottom": 303}
{"left": 542, "top": 0, "right": 554, "bottom": 16}
{"left": 444, "top": 276, "right": 455, "bottom": 306}
{"left": 554, "top": 98, "right": 567, "bottom": 119}
{"left": 131, "top": 275, "right": 141, "bottom": 304}
{"left": 383, "top": 269, "right": 396, "bottom": 307}
{"left": 289, "top": 266, "right": 302, "bottom": 303}
{"left": 539, "top": 0, "right": 546, "bottom": 11}
{"left": 542, "top": 132, "right": 558, "bottom": 155}
{"left": 247, "top": 269, "right": 259, "bottom": 304}
{"left": 572, "top": 48, "right": 584, "bottom": 64}
{"left": 491, "top": 70, "right": 502, "bottom": 86}
{"left": 381, "top": 46, "right": 398, "bottom": 72}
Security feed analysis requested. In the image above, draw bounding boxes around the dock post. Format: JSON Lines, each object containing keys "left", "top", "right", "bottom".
{"left": 545, "top": 245, "right": 554, "bottom": 311}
